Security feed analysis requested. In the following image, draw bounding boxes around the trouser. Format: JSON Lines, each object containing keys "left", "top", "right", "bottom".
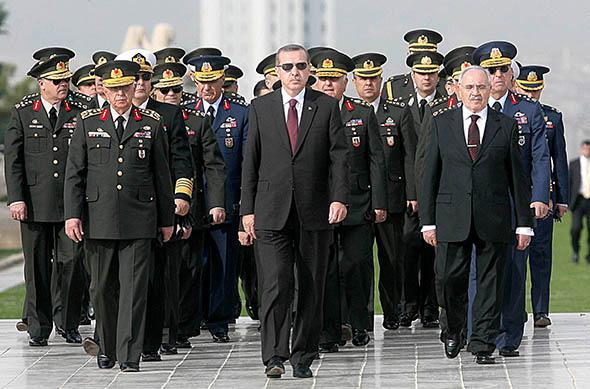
{"left": 143, "top": 242, "right": 171, "bottom": 354}
{"left": 374, "top": 212, "right": 405, "bottom": 321}
{"left": 21, "top": 222, "right": 83, "bottom": 338}
{"left": 255, "top": 204, "right": 332, "bottom": 367}
{"left": 86, "top": 238, "right": 152, "bottom": 364}
{"left": 238, "top": 244, "right": 259, "bottom": 320}
{"left": 320, "top": 238, "right": 342, "bottom": 344}
{"left": 571, "top": 196, "right": 590, "bottom": 255}
{"left": 162, "top": 241, "right": 182, "bottom": 345}
{"left": 529, "top": 216, "right": 554, "bottom": 315}
{"left": 51, "top": 238, "right": 85, "bottom": 330}
{"left": 436, "top": 226, "right": 507, "bottom": 354}
{"left": 178, "top": 229, "right": 205, "bottom": 339}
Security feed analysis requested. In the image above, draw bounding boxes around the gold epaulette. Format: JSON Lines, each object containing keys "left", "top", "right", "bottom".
{"left": 175, "top": 177, "right": 194, "bottom": 197}
{"left": 80, "top": 108, "right": 102, "bottom": 119}
{"left": 432, "top": 103, "right": 461, "bottom": 117}
{"left": 542, "top": 104, "right": 560, "bottom": 114}
{"left": 138, "top": 108, "right": 161, "bottom": 121}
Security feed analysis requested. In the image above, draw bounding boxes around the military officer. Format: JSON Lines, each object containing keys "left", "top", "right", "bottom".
{"left": 182, "top": 47, "right": 223, "bottom": 105}
{"left": 351, "top": 53, "right": 418, "bottom": 331}
{"left": 312, "top": 49, "right": 387, "bottom": 351}
{"left": 64, "top": 60, "right": 175, "bottom": 372}
{"left": 5, "top": 51, "right": 86, "bottom": 346}
{"left": 89, "top": 51, "right": 117, "bottom": 109}
{"left": 223, "top": 64, "right": 243, "bottom": 94}
{"left": 150, "top": 60, "right": 226, "bottom": 349}
{"left": 515, "top": 64, "right": 569, "bottom": 327}
{"left": 72, "top": 64, "right": 97, "bottom": 97}
{"left": 256, "top": 53, "right": 280, "bottom": 92}
{"left": 472, "top": 41, "right": 550, "bottom": 357}
{"left": 253, "top": 80, "right": 272, "bottom": 97}
{"left": 185, "top": 54, "right": 249, "bottom": 342}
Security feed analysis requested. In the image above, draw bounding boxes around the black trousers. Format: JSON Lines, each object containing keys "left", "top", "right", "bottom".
{"left": 571, "top": 196, "right": 590, "bottom": 255}
{"left": 320, "top": 239, "right": 342, "bottom": 344}
{"left": 435, "top": 226, "right": 507, "bottom": 354}
{"left": 374, "top": 212, "right": 405, "bottom": 321}
{"left": 21, "top": 222, "right": 83, "bottom": 338}
{"left": 162, "top": 240, "right": 182, "bottom": 346}
{"left": 86, "top": 238, "right": 152, "bottom": 364}
{"left": 255, "top": 204, "right": 332, "bottom": 367}
{"left": 238, "top": 245, "right": 259, "bottom": 320}
{"left": 178, "top": 230, "right": 205, "bottom": 339}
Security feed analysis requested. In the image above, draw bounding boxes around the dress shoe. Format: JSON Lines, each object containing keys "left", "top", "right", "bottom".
{"left": 352, "top": 329, "right": 370, "bottom": 347}
{"left": 97, "top": 354, "right": 115, "bottom": 369}
{"left": 120, "top": 362, "right": 140, "bottom": 372}
{"left": 475, "top": 352, "right": 495, "bottom": 364}
{"left": 319, "top": 342, "right": 339, "bottom": 353}
{"left": 212, "top": 332, "right": 230, "bottom": 343}
{"left": 292, "top": 364, "right": 313, "bottom": 378}
{"left": 421, "top": 317, "right": 440, "bottom": 328}
{"left": 29, "top": 336, "right": 48, "bottom": 347}
{"left": 534, "top": 313, "right": 552, "bottom": 328}
{"left": 444, "top": 333, "right": 462, "bottom": 359}
{"left": 88, "top": 306, "right": 95, "bottom": 320}
{"left": 82, "top": 337, "right": 100, "bottom": 356}
{"left": 65, "top": 329, "right": 82, "bottom": 344}
{"left": 265, "top": 356, "right": 285, "bottom": 378}
{"left": 341, "top": 324, "right": 353, "bottom": 342}
{"left": 200, "top": 321, "right": 208, "bottom": 330}
{"left": 572, "top": 253, "right": 579, "bottom": 263}
{"left": 141, "top": 352, "right": 161, "bottom": 362}
{"left": 55, "top": 325, "right": 66, "bottom": 338}
{"left": 399, "top": 312, "right": 418, "bottom": 327}
{"left": 79, "top": 315, "right": 91, "bottom": 326}
{"left": 160, "top": 343, "right": 178, "bottom": 355}
{"left": 499, "top": 348, "right": 520, "bottom": 357}
{"left": 175, "top": 336, "right": 192, "bottom": 349}
{"left": 382, "top": 317, "right": 399, "bottom": 330}
{"left": 16, "top": 320, "right": 28, "bottom": 332}
{"left": 246, "top": 305, "right": 259, "bottom": 320}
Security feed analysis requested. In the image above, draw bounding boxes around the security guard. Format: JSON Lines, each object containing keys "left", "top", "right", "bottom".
{"left": 5, "top": 51, "right": 86, "bottom": 346}
{"left": 182, "top": 47, "right": 223, "bottom": 105}
{"left": 64, "top": 60, "right": 175, "bottom": 372}
{"left": 185, "top": 54, "right": 249, "bottom": 342}
{"left": 150, "top": 60, "right": 226, "bottom": 350}
{"left": 515, "top": 64, "right": 569, "bottom": 328}
{"left": 312, "top": 49, "right": 387, "bottom": 351}
{"left": 351, "top": 53, "right": 418, "bottom": 331}
{"left": 472, "top": 41, "right": 550, "bottom": 357}
{"left": 72, "top": 64, "right": 97, "bottom": 97}
{"left": 89, "top": 51, "right": 117, "bottom": 109}
{"left": 381, "top": 29, "right": 446, "bottom": 101}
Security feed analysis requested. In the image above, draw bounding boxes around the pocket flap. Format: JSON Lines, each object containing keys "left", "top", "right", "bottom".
{"left": 257, "top": 180, "right": 270, "bottom": 192}
{"left": 85, "top": 186, "right": 99, "bottom": 202}
{"left": 137, "top": 187, "right": 155, "bottom": 202}
{"left": 89, "top": 138, "right": 111, "bottom": 149}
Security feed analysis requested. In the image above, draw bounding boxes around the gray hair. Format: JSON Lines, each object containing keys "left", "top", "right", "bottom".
{"left": 276, "top": 44, "right": 310, "bottom": 64}
{"left": 458, "top": 65, "right": 491, "bottom": 86}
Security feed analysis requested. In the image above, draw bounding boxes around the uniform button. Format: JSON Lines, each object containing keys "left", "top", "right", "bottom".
{"left": 118, "top": 157, "right": 123, "bottom": 163}
{"left": 117, "top": 170, "right": 123, "bottom": 177}
{"left": 53, "top": 147, "right": 58, "bottom": 152}
{"left": 33, "top": 133, "right": 38, "bottom": 137}
{"left": 52, "top": 159, "right": 58, "bottom": 165}
{"left": 119, "top": 145, "right": 124, "bottom": 150}
{"left": 52, "top": 134, "right": 57, "bottom": 138}
{"left": 149, "top": 196, "right": 154, "bottom": 201}
{"left": 116, "top": 184, "right": 122, "bottom": 190}
{"left": 53, "top": 172, "right": 59, "bottom": 178}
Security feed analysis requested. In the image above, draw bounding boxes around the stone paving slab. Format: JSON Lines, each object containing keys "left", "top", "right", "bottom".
{"left": 0, "top": 313, "right": 588, "bottom": 388}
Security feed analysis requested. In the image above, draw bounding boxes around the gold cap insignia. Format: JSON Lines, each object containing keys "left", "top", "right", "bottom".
{"left": 490, "top": 48, "right": 502, "bottom": 59}
{"left": 49, "top": 54, "right": 57, "bottom": 59}
{"left": 322, "top": 58, "right": 334, "bottom": 68}
{"left": 163, "top": 69, "right": 174, "bottom": 79}
{"left": 527, "top": 71, "right": 538, "bottom": 82}
{"left": 97, "top": 56, "right": 108, "bottom": 66}
{"left": 417, "top": 35, "right": 428, "bottom": 44}
{"left": 132, "top": 54, "right": 146, "bottom": 65}
{"left": 165, "top": 56, "right": 176, "bottom": 63}
{"left": 111, "top": 68, "right": 123, "bottom": 79}
{"left": 363, "top": 60, "right": 374, "bottom": 69}
{"left": 420, "top": 56, "right": 432, "bottom": 65}
{"left": 56, "top": 61, "right": 67, "bottom": 71}
{"left": 201, "top": 62, "right": 212, "bottom": 72}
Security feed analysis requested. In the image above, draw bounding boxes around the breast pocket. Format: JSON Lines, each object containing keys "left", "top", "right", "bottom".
{"left": 129, "top": 138, "right": 152, "bottom": 164}
{"left": 88, "top": 138, "right": 111, "bottom": 165}
{"left": 380, "top": 126, "right": 399, "bottom": 148}
{"left": 25, "top": 129, "right": 48, "bottom": 153}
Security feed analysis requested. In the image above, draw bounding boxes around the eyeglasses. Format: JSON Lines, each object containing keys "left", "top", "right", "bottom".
{"left": 277, "top": 62, "right": 308, "bottom": 72}
{"left": 487, "top": 65, "right": 510, "bottom": 75}
{"left": 461, "top": 84, "right": 489, "bottom": 92}
{"left": 159, "top": 86, "right": 183, "bottom": 94}
{"left": 137, "top": 73, "right": 152, "bottom": 81}
{"left": 51, "top": 78, "right": 70, "bottom": 85}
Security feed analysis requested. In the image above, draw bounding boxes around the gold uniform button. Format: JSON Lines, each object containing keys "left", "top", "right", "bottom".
{"left": 33, "top": 133, "right": 38, "bottom": 137}
{"left": 53, "top": 147, "right": 58, "bottom": 151}
{"left": 117, "top": 171, "right": 123, "bottom": 177}
{"left": 52, "top": 159, "right": 58, "bottom": 165}
{"left": 119, "top": 145, "right": 124, "bottom": 150}
{"left": 116, "top": 184, "right": 122, "bottom": 190}
{"left": 118, "top": 157, "right": 123, "bottom": 163}
{"left": 52, "top": 134, "right": 57, "bottom": 138}
{"left": 53, "top": 172, "right": 59, "bottom": 178}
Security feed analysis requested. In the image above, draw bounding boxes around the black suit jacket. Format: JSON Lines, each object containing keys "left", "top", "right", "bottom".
{"left": 420, "top": 107, "right": 533, "bottom": 243}
{"left": 240, "top": 88, "right": 349, "bottom": 231}
{"left": 569, "top": 158, "right": 582, "bottom": 210}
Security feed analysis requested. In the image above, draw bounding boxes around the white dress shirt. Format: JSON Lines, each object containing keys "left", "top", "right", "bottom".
{"left": 281, "top": 87, "right": 305, "bottom": 125}
{"left": 97, "top": 94, "right": 108, "bottom": 108}
{"left": 370, "top": 99, "right": 379, "bottom": 114}
{"left": 416, "top": 89, "right": 436, "bottom": 106}
{"left": 41, "top": 97, "right": 60, "bottom": 118}
{"left": 581, "top": 156, "right": 590, "bottom": 197}
{"left": 489, "top": 91, "right": 509, "bottom": 111}
{"left": 110, "top": 106, "right": 132, "bottom": 130}
{"left": 203, "top": 95, "right": 223, "bottom": 118}
{"left": 136, "top": 98, "right": 149, "bottom": 110}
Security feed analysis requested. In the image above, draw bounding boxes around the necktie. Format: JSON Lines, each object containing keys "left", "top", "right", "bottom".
{"left": 287, "top": 99, "right": 298, "bottom": 154}
{"left": 583, "top": 159, "right": 590, "bottom": 199}
{"left": 419, "top": 99, "right": 427, "bottom": 121}
{"left": 207, "top": 105, "right": 215, "bottom": 119}
{"left": 467, "top": 114, "right": 480, "bottom": 161}
{"left": 101, "top": 100, "right": 109, "bottom": 109}
{"left": 49, "top": 107, "right": 57, "bottom": 129}
{"left": 492, "top": 101, "right": 502, "bottom": 112}
{"left": 115, "top": 116, "right": 125, "bottom": 139}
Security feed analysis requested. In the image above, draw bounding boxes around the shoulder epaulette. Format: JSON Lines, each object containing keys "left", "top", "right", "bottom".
{"left": 385, "top": 73, "right": 408, "bottom": 83}
{"left": 226, "top": 95, "right": 248, "bottom": 107}
{"left": 429, "top": 95, "right": 450, "bottom": 108}
{"left": 384, "top": 98, "right": 406, "bottom": 108}
{"left": 432, "top": 103, "right": 461, "bottom": 117}
{"left": 542, "top": 103, "right": 560, "bottom": 114}
{"left": 385, "top": 95, "right": 405, "bottom": 104}
{"left": 80, "top": 108, "right": 102, "bottom": 119}
{"left": 20, "top": 92, "right": 39, "bottom": 102}
{"left": 139, "top": 108, "right": 161, "bottom": 121}
{"left": 14, "top": 98, "right": 35, "bottom": 110}
{"left": 69, "top": 90, "right": 93, "bottom": 103}
{"left": 184, "top": 107, "right": 206, "bottom": 117}
{"left": 514, "top": 92, "right": 535, "bottom": 103}
{"left": 67, "top": 99, "right": 88, "bottom": 111}
{"left": 349, "top": 97, "right": 370, "bottom": 108}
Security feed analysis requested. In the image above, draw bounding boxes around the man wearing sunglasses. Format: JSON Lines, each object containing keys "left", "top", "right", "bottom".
{"left": 5, "top": 50, "right": 87, "bottom": 347}
{"left": 472, "top": 41, "right": 550, "bottom": 358}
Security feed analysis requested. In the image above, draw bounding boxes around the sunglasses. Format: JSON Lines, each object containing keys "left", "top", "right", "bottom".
{"left": 277, "top": 62, "right": 308, "bottom": 72}
{"left": 487, "top": 65, "right": 510, "bottom": 75}
{"left": 51, "top": 78, "right": 70, "bottom": 85}
{"left": 159, "top": 86, "right": 183, "bottom": 94}
{"left": 137, "top": 73, "right": 152, "bottom": 81}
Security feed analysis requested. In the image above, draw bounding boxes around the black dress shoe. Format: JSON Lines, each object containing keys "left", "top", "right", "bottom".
{"left": 29, "top": 336, "right": 48, "bottom": 347}
{"left": 319, "top": 342, "right": 339, "bottom": 353}
{"left": 292, "top": 364, "right": 313, "bottom": 378}
{"left": 212, "top": 332, "right": 230, "bottom": 343}
{"left": 382, "top": 317, "right": 400, "bottom": 330}
{"left": 475, "top": 352, "right": 495, "bottom": 364}
{"left": 141, "top": 351, "right": 162, "bottom": 362}
{"left": 16, "top": 320, "right": 28, "bottom": 332}
{"left": 534, "top": 313, "right": 551, "bottom": 328}
{"left": 175, "top": 336, "right": 192, "bottom": 349}
{"left": 65, "top": 329, "right": 82, "bottom": 343}
{"left": 200, "top": 321, "right": 208, "bottom": 330}
{"left": 120, "top": 362, "right": 140, "bottom": 372}
{"left": 399, "top": 312, "right": 418, "bottom": 327}
{"left": 352, "top": 329, "right": 370, "bottom": 347}
{"left": 444, "top": 333, "right": 462, "bottom": 359}
{"left": 79, "top": 315, "right": 91, "bottom": 326}
{"left": 421, "top": 318, "right": 440, "bottom": 328}
{"left": 246, "top": 305, "right": 259, "bottom": 320}
{"left": 97, "top": 354, "right": 115, "bottom": 369}
{"left": 82, "top": 337, "right": 100, "bottom": 356}
{"left": 160, "top": 343, "right": 178, "bottom": 355}
{"left": 55, "top": 325, "right": 66, "bottom": 338}
{"left": 341, "top": 324, "right": 353, "bottom": 342}
{"left": 499, "top": 348, "right": 520, "bottom": 357}
{"left": 265, "top": 356, "right": 285, "bottom": 378}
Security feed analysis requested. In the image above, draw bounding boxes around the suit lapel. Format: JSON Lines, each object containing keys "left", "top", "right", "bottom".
{"left": 475, "top": 108, "right": 501, "bottom": 162}
{"left": 121, "top": 107, "right": 140, "bottom": 143}
{"left": 293, "top": 89, "right": 318, "bottom": 156}
{"left": 449, "top": 107, "right": 472, "bottom": 162}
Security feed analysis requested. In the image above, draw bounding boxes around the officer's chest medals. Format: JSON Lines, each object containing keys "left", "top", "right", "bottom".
{"left": 221, "top": 116, "right": 237, "bottom": 149}
{"left": 382, "top": 117, "right": 396, "bottom": 147}
{"left": 514, "top": 111, "right": 528, "bottom": 146}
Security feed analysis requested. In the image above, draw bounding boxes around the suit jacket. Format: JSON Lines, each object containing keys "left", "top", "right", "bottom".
{"left": 64, "top": 106, "right": 175, "bottom": 240}
{"left": 420, "top": 107, "right": 533, "bottom": 243}
{"left": 569, "top": 158, "right": 583, "bottom": 210}
{"left": 541, "top": 103, "right": 569, "bottom": 205}
{"left": 4, "top": 97, "right": 85, "bottom": 222}
{"left": 240, "top": 87, "right": 349, "bottom": 231}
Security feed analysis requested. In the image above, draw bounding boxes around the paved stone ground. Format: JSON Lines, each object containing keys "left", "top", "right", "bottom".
{"left": 0, "top": 314, "right": 588, "bottom": 388}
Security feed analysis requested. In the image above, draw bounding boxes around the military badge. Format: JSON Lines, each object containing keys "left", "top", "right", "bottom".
{"left": 387, "top": 136, "right": 395, "bottom": 146}
{"left": 527, "top": 71, "right": 538, "bottom": 82}
{"left": 201, "top": 62, "right": 212, "bottom": 72}
{"left": 224, "top": 137, "right": 234, "bottom": 148}
{"left": 352, "top": 136, "right": 361, "bottom": 148}
{"left": 518, "top": 135, "right": 525, "bottom": 146}
{"left": 322, "top": 58, "right": 334, "bottom": 68}
{"left": 417, "top": 35, "right": 428, "bottom": 44}
{"left": 138, "top": 149, "right": 146, "bottom": 159}
{"left": 111, "top": 68, "right": 123, "bottom": 79}
{"left": 546, "top": 120, "right": 554, "bottom": 129}
{"left": 363, "top": 60, "right": 374, "bottom": 69}
{"left": 490, "top": 48, "right": 502, "bottom": 59}
{"left": 163, "top": 69, "right": 174, "bottom": 79}
{"left": 383, "top": 117, "right": 396, "bottom": 127}
{"left": 420, "top": 56, "right": 432, "bottom": 66}
{"left": 514, "top": 111, "right": 528, "bottom": 125}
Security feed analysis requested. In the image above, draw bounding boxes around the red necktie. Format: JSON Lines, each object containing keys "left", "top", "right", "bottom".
{"left": 287, "top": 99, "right": 298, "bottom": 154}
{"left": 468, "top": 114, "right": 480, "bottom": 160}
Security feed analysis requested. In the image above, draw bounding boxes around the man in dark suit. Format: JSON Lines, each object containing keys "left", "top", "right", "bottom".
{"left": 420, "top": 66, "right": 533, "bottom": 364}
{"left": 569, "top": 140, "right": 590, "bottom": 263}
{"left": 240, "top": 44, "right": 349, "bottom": 379}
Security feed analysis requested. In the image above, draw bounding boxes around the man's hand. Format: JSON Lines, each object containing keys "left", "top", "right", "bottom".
{"left": 374, "top": 209, "right": 387, "bottom": 224}
{"left": 556, "top": 205, "right": 568, "bottom": 218}
{"left": 210, "top": 207, "right": 226, "bottom": 225}
{"left": 65, "top": 218, "right": 84, "bottom": 243}
{"left": 10, "top": 203, "right": 27, "bottom": 222}
{"left": 516, "top": 234, "right": 531, "bottom": 251}
{"left": 160, "top": 226, "right": 174, "bottom": 242}
{"left": 328, "top": 202, "right": 347, "bottom": 224}
{"left": 175, "top": 198, "right": 190, "bottom": 216}
{"left": 530, "top": 201, "right": 549, "bottom": 219}
{"left": 423, "top": 229, "right": 437, "bottom": 247}
{"left": 238, "top": 231, "right": 253, "bottom": 246}
{"left": 407, "top": 200, "right": 418, "bottom": 215}
{"left": 242, "top": 214, "right": 256, "bottom": 240}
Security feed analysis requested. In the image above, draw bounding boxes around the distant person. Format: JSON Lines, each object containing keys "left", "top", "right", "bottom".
{"left": 569, "top": 140, "right": 590, "bottom": 263}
